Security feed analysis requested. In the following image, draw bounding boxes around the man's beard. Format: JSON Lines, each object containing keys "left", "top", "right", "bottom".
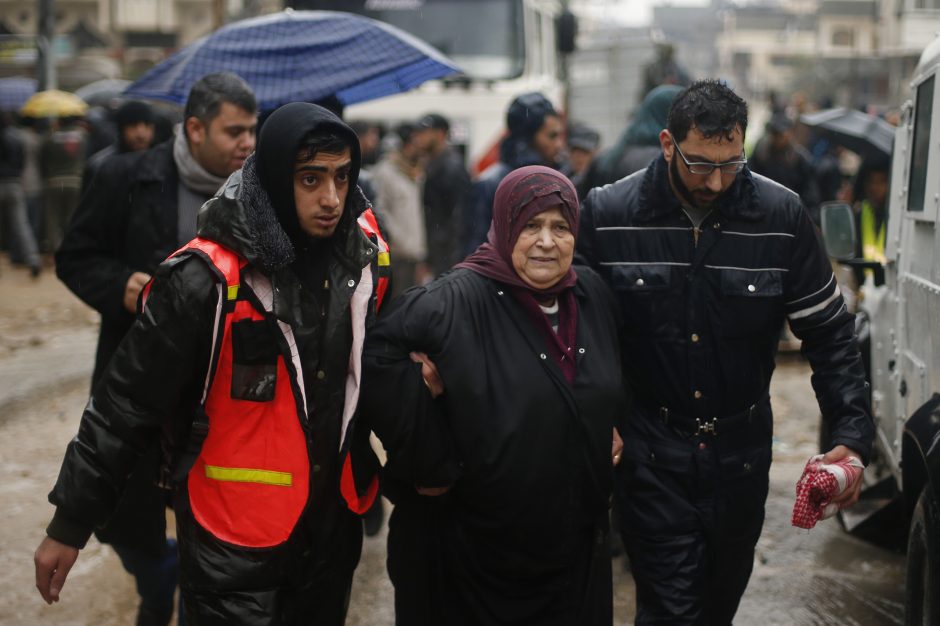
{"left": 669, "top": 157, "right": 721, "bottom": 210}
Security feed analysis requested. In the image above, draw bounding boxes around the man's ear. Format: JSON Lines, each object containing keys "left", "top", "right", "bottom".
{"left": 659, "top": 129, "right": 674, "bottom": 162}
{"left": 185, "top": 116, "right": 205, "bottom": 147}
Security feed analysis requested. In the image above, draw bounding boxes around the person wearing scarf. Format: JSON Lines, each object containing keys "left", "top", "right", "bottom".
{"left": 577, "top": 84, "right": 683, "bottom": 198}
{"left": 362, "top": 165, "right": 628, "bottom": 625}
{"left": 463, "top": 92, "right": 565, "bottom": 257}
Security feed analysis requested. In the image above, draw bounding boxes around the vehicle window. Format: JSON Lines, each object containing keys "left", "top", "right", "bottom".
{"left": 303, "top": 0, "right": 526, "bottom": 81}
{"left": 908, "top": 75, "right": 934, "bottom": 213}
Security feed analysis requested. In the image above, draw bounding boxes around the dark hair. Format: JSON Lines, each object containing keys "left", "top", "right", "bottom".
{"left": 183, "top": 72, "right": 256, "bottom": 137}
{"left": 312, "top": 94, "right": 345, "bottom": 119}
{"left": 417, "top": 112, "right": 450, "bottom": 133}
{"left": 113, "top": 100, "right": 154, "bottom": 129}
{"left": 395, "top": 122, "right": 416, "bottom": 145}
{"left": 852, "top": 152, "right": 892, "bottom": 202}
{"left": 667, "top": 79, "right": 748, "bottom": 143}
{"left": 507, "top": 92, "right": 557, "bottom": 141}
{"left": 348, "top": 120, "right": 372, "bottom": 136}
{"left": 296, "top": 130, "right": 351, "bottom": 163}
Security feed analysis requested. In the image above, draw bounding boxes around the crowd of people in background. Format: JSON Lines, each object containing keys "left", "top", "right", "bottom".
{"left": 0, "top": 97, "right": 176, "bottom": 279}
{"left": 1, "top": 81, "right": 897, "bottom": 287}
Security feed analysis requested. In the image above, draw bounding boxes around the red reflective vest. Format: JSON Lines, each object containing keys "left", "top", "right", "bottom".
{"left": 145, "top": 209, "right": 389, "bottom": 548}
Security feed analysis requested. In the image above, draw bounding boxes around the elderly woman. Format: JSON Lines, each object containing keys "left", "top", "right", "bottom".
{"left": 361, "top": 165, "right": 627, "bottom": 625}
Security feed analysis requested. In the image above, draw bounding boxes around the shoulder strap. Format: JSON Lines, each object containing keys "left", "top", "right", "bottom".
{"left": 357, "top": 209, "right": 391, "bottom": 310}
{"left": 147, "top": 239, "right": 247, "bottom": 483}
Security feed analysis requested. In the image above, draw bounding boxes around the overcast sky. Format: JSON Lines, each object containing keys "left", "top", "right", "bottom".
{"left": 573, "top": 0, "right": 712, "bottom": 28}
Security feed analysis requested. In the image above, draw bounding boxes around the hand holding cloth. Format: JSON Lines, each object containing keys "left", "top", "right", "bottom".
{"left": 791, "top": 454, "right": 864, "bottom": 529}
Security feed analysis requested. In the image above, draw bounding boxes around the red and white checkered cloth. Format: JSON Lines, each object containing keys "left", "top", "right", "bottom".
{"left": 791, "top": 454, "right": 864, "bottom": 529}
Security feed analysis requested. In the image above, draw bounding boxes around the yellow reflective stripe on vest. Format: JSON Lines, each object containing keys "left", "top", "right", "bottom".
{"left": 204, "top": 464, "right": 292, "bottom": 486}
{"left": 860, "top": 201, "right": 886, "bottom": 264}
{"left": 226, "top": 285, "right": 239, "bottom": 300}
{"left": 378, "top": 251, "right": 390, "bottom": 267}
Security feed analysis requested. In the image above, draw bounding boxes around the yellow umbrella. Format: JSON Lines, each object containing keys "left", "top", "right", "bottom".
{"left": 20, "top": 89, "right": 89, "bottom": 118}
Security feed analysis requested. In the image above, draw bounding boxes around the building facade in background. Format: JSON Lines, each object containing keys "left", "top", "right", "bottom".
{"left": 0, "top": 0, "right": 277, "bottom": 89}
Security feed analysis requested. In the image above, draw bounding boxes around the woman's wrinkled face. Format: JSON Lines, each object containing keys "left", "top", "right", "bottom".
{"left": 511, "top": 205, "right": 575, "bottom": 290}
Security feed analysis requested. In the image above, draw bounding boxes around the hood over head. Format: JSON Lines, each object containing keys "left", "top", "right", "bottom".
{"left": 624, "top": 84, "right": 683, "bottom": 146}
{"left": 198, "top": 102, "right": 372, "bottom": 275}
{"left": 255, "top": 102, "right": 362, "bottom": 248}
{"left": 500, "top": 92, "right": 558, "bottom": 166}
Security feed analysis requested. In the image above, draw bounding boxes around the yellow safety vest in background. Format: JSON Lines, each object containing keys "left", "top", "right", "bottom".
{"left": 860, "top": 200, "right": 886, "bottom": 264}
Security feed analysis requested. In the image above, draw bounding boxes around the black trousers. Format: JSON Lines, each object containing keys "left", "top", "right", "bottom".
{"left": 174, "top": 488, "right": 363, "bottom": 626}
{"left": 615, "top": 403, "right": 773, "bottom": 625}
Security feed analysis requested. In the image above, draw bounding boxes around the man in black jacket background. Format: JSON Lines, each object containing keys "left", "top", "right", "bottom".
{"left": 0, "top": 111, "right": 41, "bottom": 277}
{"left": 82, "top": 99, "right": 157, "bottom": 191}
{"left": 51, "top": 72, "right": 257, "bottom": 626}
{"left": 748, "top": 112, "right": 821, "bottom": 221}
{"left": 578, "top": 80, "right": 873, "bottom": 625}
{"left": 413, "top": 112, "right": 470, "bottom": 277}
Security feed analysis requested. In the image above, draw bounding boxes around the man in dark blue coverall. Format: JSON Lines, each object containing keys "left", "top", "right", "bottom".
{"left": 577, "top": 79, "right": 874, "bottom": 625}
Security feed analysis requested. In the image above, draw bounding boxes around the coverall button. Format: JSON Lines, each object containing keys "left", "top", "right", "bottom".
{"left": 539, "top": 353, "right": 547, "bottom": 360}
{"left": 698, "top": 442, "right": 707, "bottom": 450}
{"left": 312, "top": 465, "right": 321, "bottom": 473}
{"left": 694, "top": 390, "right": 703, "bottom": 399}
{"left": 635, "top": 278, "right": 645, "bottom": 286}
{"left": 747, "top": 284, "right": 756, "bottom": 292}
{"left": 578, "top": 347, "right": 586, "bottom": 354}
{"left": 649, "top": 452, "right": 656, "bottom": 462}
{"left": 691, "top": 333, "right": 700, "bottom": 343}
{"left": 316, "top": 370, "right": 326, "bottom": 380}
{"left": 347, "top": 279, "right": 356, "bottom": 288}
{"left": 744, "top": 462, "right": 752, "bottom": 472}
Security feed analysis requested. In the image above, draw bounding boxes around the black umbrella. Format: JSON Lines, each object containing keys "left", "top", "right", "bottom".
{"left": 75, "top": 79, "right": 132, "bottom": 107}
{"left": 800, "top": 107, "right": 895, "bottom": 157}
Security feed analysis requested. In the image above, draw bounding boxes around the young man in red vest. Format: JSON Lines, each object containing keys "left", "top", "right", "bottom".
{"left": 34, "top": 102, "right": 389, "bottom": 625}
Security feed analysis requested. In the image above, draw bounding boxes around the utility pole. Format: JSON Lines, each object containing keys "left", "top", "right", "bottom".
{"left": 37, "top": 0, "right": 57, "bottom": 91}
{"left": 557, "top": 0, "right": 577, "bottom": 116}
{"left": 213, "top": 0, "right": 226, "bottom": 30}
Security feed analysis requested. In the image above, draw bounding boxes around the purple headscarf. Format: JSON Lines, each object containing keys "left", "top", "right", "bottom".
{"left": 457, "top": 165, "right": 579, "bottom": 298}
{"left": 457, "top": 166, "right": 581, "bottom": 383}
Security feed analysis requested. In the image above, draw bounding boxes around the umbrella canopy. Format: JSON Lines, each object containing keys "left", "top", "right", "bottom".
{"left": 75, "top": 78, "right": 132, "bottom": 107}
{"left": 124, "top": 9, "right": 462, "bottom": 111}
{"left": 800, "top": 107, "right": 895, "bottom": 158}
{"left": 20, "top": 90, "right": 89, "bottom": 118}
{"left": 0, "top": 77, "right": 37, "bottom": 112}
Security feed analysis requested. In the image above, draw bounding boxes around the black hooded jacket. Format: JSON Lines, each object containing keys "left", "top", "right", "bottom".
{"left": 578, "top": 155, "right": 874, "bottom": 462}
{"left": 46, "top": 104, "right": 383, "bottom": 559}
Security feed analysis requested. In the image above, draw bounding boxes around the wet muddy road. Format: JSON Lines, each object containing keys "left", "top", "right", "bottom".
{"left": 0, "top": 264, "right": 905, "bottom": 624}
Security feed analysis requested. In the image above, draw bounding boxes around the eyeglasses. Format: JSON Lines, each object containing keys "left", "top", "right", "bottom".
{"left": 672, "top": 138, "right": 747, "bottom": 176}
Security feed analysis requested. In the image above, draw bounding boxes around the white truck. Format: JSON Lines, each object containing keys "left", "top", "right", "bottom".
{"left": 294, "top": 0, "right": 571, "bottom": 171}
{"left": 820, "top": 35, "right": 940, "bottom": 626}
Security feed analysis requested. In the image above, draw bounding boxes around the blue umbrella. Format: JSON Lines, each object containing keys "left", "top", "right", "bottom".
{"left": 124, "top": 9, "right": 461, "bottom": 111}
{"left": 0, "top": 77, "right": 37, "bottom": 112}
